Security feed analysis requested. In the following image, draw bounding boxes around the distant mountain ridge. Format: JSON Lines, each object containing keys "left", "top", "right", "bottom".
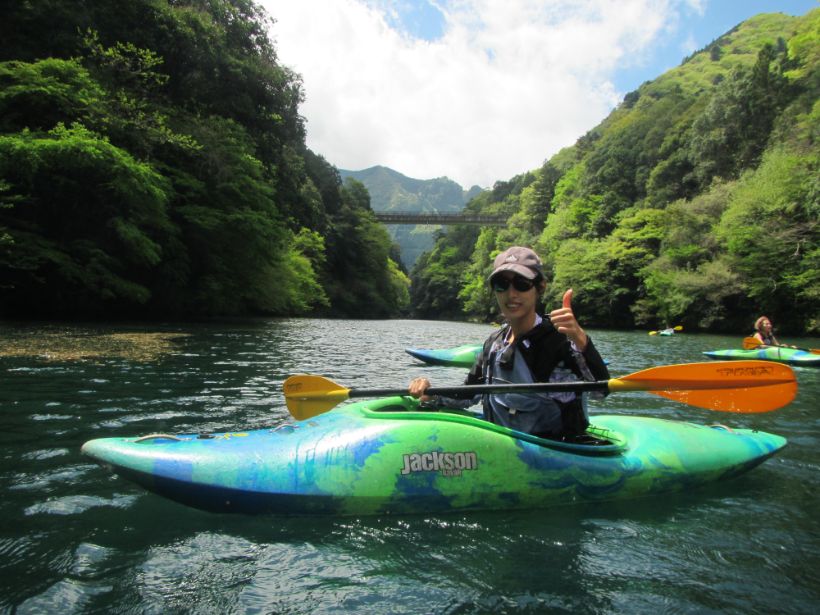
{"left": 339, "top": 166, "right": 483, "bottom": 268}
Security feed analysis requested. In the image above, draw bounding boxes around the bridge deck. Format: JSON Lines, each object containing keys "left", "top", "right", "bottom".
{"left": 373, "top": 212, "right": 506, "bottom": 225}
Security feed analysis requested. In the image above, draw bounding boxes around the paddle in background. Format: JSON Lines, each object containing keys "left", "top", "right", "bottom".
{"left": 283, "top": 360, "right": 796, "bottom": 420}
{"left": 742, "top": 336, "right": 820, "bottom": 354}
{"left": 649, "top": 325, "right": 683, "bottom": 336}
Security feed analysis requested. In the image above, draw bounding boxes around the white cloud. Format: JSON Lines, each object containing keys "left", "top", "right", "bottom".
{"left": 680, "top": 32, "right": 700, "bottom": 55}
{"left": 263, "top": 0, "right": 687, "bottom": 188}
{"left": 683, "top": 0, "right": 707, "bottom": 16}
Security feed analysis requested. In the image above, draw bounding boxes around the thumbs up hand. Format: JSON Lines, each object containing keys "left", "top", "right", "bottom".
{"left": 549, "top": 289, "right": 588, "bottom": 350}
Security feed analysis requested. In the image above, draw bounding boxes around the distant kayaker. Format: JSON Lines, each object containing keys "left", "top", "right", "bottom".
{"left": 408, "top": 246, "right": 609, "bottom": 440}
{"left": 753, "top": 316, "right": 779, "bottom": 345}
{"left": 753, "top": 316, "right": 794, "bottom": 347}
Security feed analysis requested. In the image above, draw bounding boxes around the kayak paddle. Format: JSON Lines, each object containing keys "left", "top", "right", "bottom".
{"left": 742, "top": 336, "right": 820, "bottom": 354}
{"left": 283, "top": 360, "right": 796, "bottom": 420}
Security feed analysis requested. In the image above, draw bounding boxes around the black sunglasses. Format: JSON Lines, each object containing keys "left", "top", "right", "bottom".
{"left": 491, "top": 275, "right": 537, "bottom": 293}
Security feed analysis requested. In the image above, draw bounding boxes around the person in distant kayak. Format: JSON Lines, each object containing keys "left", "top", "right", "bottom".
{"left": 408, "top": 246, "right": 609, "bottom": 440}
{"left": 753, "top": 316, "right": 792, "bottom": 347}
{"left": 753, "top": 316, "right": 778, "bottom": 345}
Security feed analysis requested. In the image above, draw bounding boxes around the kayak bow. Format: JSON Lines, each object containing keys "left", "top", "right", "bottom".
{"left": 405, "top": 344, "right": 481, "bottom": 367}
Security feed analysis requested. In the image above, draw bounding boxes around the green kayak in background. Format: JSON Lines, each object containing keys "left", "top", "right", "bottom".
{"left": 406, "top": 344, "right": 608, "bottom": 368}
{"left": 405, "top": 344, "right": 481, "bottom": 367}
{"left": 704, "top": 347, "right": 820, "bottom": 367}
{"left": 82, "top": 396, "right": 787, "bottom": 516}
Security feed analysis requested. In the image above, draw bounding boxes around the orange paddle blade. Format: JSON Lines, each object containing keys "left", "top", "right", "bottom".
{"left": 609, "top": 360, "right": 796, "bottom": 413}
{"left": 650, "top": 385, "right": 795, "bottom": 413}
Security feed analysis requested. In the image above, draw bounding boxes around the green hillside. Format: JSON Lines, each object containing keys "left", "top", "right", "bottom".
{"left": 340, "top": 166, "right": 482, "bottom": 268}
{"left": 411, "top": 10, "right": 819, "bottom": 334}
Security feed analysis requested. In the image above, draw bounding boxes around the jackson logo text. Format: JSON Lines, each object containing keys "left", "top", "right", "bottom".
{"left": 400, "top": 451, "right": 478, "bottom": 477}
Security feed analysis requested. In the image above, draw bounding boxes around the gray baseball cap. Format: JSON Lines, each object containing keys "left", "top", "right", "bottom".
{"left": 489, "top": 246, "right": 543, "bottom": 280}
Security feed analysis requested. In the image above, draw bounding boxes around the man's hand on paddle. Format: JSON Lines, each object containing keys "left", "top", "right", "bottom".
{"left": 409, "top": 377, "right": 433, "bottom": 402}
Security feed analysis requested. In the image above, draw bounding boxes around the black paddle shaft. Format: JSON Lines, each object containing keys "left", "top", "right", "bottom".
{"left": 349, "top": 380, "right": 610, "bottom": 399}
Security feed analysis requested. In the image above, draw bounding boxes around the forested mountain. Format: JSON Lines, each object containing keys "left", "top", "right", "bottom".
{"left": 339, "top": 166, "right": 483, "bottom": 268}
{"left": 411, "top": 10, "right": 819, "bottom": 334}
{"left": 0, "top": 0, "right": 409, "bottom": 319}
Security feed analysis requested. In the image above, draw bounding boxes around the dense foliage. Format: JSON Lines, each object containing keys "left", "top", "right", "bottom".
{"left": 411, "top": 10, "right": 819, "bottom": 334}
{"left": 0, "top": 0, "right": 409, "bottom": 319}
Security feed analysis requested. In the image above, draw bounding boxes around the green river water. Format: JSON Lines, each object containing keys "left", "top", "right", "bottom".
{"left": 1, "top": 319, "right": 818, "bottom": 614}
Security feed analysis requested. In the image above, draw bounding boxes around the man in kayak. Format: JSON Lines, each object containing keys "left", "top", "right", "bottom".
{"left": 408, "top": 246, "right": 609, "bottom": 440}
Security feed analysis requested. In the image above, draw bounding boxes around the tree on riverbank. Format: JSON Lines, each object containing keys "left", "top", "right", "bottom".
{"left": 0, "top": 0, "right": 409, "bottom": 319}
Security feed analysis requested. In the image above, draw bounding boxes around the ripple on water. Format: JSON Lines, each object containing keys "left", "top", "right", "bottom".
{"left": 21, "top": 448, "right": 70, "bottom": 461}
{"left": 30, "top": 414, "right": 75, "bottom": 421}
{"left": 16, "top": 578, "right": 113, "bottom": 613}
{"left": 25, "top": 493, "right": 140, "bottom": 516}
{"left": 71, "top": 542, "right": 116, "bottom": 577}
{"left": 0, "top": 535, "right": 36, "bottom": 565}
{"left": 8, "top": 366, "right": 74, "bottom": 374}
{"left": 126, "top": 532, "right": 262, "bottom": 612}
{"left": 95, "top": 406, "right": 132, "bottom": 414}
{"left": 10, "top": 465, "right": 88, "bottom": 492}
{"left": 95, "top": 409, "right": 208, "bottom": 430}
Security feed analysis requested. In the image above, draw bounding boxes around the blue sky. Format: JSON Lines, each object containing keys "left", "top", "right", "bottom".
{"left": 266, "top": 1, "right": 817, "bottom": 188}
{"left": 379, "top": 0, "right": 817, "bottom": 91}
{"left": 610, "top": 0, "right": 818, "bottom": 91}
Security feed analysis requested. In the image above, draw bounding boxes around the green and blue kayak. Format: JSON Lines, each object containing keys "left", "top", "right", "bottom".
{"left": 704, "top": 347, "right": 820, "bottom": 367}
{"left": 407, "top": 344, "right": 609, "bottom": 368}
{"left": 405, "top": 344, "right": 481, "bottom": 368}
{"left": 82, "top": 396, "right": 786, "bottom": 516}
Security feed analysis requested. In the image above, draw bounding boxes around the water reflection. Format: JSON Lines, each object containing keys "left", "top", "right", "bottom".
{"left": 0, "top": 326, "right": 189, "bottom": 362}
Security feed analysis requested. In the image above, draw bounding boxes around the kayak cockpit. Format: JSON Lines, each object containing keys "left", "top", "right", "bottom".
{"left": 358, "top": 396, "right": 627, "bottom": 456}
